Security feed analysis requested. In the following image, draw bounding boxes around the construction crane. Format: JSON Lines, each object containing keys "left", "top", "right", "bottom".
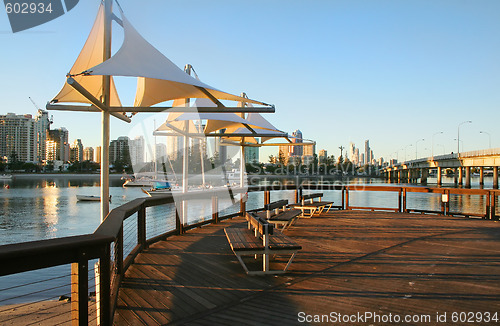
{"left": 29, "top": 97, "right": 53, "bottom": 125}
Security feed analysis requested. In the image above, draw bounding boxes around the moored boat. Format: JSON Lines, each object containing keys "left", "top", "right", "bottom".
{"left": 77, "top": 195, "right": 112, "bottom": 202}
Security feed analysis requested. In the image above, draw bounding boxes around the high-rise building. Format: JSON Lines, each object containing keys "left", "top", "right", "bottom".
{"left": 302, "top": 143, "right": 315, "bottom": 165}
{"left": 70, "top": 139, "right": 84, "bottom": 162}
{"left": 364, "top": 140, "right": 370, "bottom": 165}
{"left": 166, "top": 136, "right": 184, "bottom": 161}
{"left": 0, "top": 113, "right": 37, "bottom": 163}
{"left": 34, "top": 110, "right": 51, "bottom": 162}
{"left": 83, "top": 147, "right": 94, "bottom": 162}
{"left": 46, "top": 128, "right": 69, "bottom": 162}
{"left": 278, "top": 145, "right": 290, "bottom": 165}
{"left": 319, "top": 149, "right": 328, "bottom": 163}
{"left": 95, "top": 146, "right": 102, "bottom": 164}
{"left": 129, "top": 136, "right": 145, "bottom": 166}
{"left": 291, "top": 129, "right": 303, "bottom": 157}
{"left": 349, "top": 142, "right": 356, "bottom": 163}
{"left": 245, "top": 146, "right": 259, "bottom": 164}
{"left": 109, "top": 136, "right": 130, "bottom": 163}
{"left": 155, "top": 143, "right": 167, "bottom": 161}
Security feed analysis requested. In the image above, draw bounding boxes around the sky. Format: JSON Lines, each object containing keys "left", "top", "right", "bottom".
{"left": 1, "top": 0, "right": 499, "bottom": 163}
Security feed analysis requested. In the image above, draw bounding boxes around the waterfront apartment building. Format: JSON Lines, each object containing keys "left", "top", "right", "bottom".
{"left": 46, "top": 128, "right": 69, "bottom": 162}
{"left": 0, "top": 110, "right": 51, "bottom": 163}
{"left": 70, "top": 139, "right": 84, "bottom": 162}
{"left": 109, "top": 136, "right": 130, "bottom": 163}
{"left": 129, "top": 136, "right": 145, "bottom": 166}
{"left": 83, "top": 147, "right": 94, "bottom": 162}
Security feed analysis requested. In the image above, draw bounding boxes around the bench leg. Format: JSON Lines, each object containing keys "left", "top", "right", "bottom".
{"left": 283, "top": 252, "right": 298, "bottom": 272}
{"left": 235, "top": 254, "right": 250, "bottom": 274}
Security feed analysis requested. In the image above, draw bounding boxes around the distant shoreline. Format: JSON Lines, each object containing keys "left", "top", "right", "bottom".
{"left": 10, "top": 173, "right": 125, "bottom": 179}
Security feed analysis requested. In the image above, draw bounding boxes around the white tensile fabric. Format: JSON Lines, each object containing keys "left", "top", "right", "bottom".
{"left": 52, "top": 3, "right": 121, "bottom": 106}
{"left": 86, "top": 13, "right": 266, "bottom": 107}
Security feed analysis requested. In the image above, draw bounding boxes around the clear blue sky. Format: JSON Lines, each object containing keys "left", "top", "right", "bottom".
{"left": 1, "top": 0, "right": 499, "bottom": 163}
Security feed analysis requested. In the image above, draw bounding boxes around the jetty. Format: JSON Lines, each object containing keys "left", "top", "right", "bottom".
{"left": 1, "top": 185, "right": 500, "bottom": 325}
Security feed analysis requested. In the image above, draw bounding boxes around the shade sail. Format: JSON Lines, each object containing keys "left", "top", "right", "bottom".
{"left": 84, "top": 12, "right": 268, "bottom": 107}
{"left": 51, "top": 3, "right": 121, "bottom": 106}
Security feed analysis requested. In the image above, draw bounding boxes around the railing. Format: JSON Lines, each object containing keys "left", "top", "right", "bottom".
{"left": 0, "top": 184, "right": 499, "bottom": 325}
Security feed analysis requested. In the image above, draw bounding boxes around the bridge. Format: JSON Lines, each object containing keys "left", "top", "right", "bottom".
{"left": 381, "top": 148, "right": 500, "bottom": 188}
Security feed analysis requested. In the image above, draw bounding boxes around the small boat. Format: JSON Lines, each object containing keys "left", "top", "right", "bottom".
{"left": 77, "top": 195, "right": 112, "bottom": 202}
{"left": 0, "top": 174, "right": 13, "bottom": 180}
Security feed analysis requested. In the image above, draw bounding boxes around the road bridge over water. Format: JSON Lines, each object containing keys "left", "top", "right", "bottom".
{"left": 381, "top": 148, "right": 500, "bottom": 188}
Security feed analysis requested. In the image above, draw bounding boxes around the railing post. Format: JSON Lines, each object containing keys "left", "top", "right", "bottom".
{"left": 398, "top": 189, "right": 402, "bottom": 213}
{"left": 345, "top": 187, "right": 350, "bottom": 210}
{"left": 138, "top": 205, "right": 146, "bottom": 250}
{"left": 71, "top": 251, "right": 88, "bottom": 326}
{"left": 97, "top": 245, "right": 111, "bottom": 326}
{"left": 341, "top": 186, "right": 345, "bottom": 210}
{"left": 492, "top": 191, "right": 497, "bottom": 220}
{"left": 402, "top": 188, "right": 407, "bottom": 213}
{"left": 264, "top": 190, "right": 270, "bottom": 206}
{"left": 486, "top": 191, "right": 491, "bottom": 220}
{"left": 212, "top": 195, "right": 219, "bottom": 223}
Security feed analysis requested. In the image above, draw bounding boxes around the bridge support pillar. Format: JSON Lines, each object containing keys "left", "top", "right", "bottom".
{"left": 465, "top": 166, "right": 471, "bottom": 188}
{"left": 454, "top": 168, "right": 458, "bottom": 184}
{"left": 494, "top": 167, "right": 499, "bottom": 189}
{"left": 458, "top": 167, "right": 463, "bottom": 186}
{"left": 437, "top": 167, "right": 442, "bottom": 185}
{"left": 479, "top": 167, "right": 484, "bottom": 186}
{"left": 397, "top": 170, "right": 401, "bottom": 183}
{"left": 421, "top": 168, "right": 428, "bottom": 184}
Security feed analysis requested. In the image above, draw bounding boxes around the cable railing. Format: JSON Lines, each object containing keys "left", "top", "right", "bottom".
{"left": 0, "top": 184, "right": 499, "bottom": 325}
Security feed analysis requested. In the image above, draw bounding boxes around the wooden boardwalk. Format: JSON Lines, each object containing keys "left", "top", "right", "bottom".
{"left": 114, "top": 211, "right": 500, "bottom": 325}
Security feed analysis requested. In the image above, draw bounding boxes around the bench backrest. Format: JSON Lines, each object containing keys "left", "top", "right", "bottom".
{"left": 246, "top": 212, "right": 274, "bottom": 236}
{"left": 302, "top": 193, "right": 323, "bottom": 203}
{"left": 264, "top": 199, "right": 288, "bottom": 212}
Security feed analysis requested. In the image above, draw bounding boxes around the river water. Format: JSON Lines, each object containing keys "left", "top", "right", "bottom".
{"left": 0, "top": 174, "right": 497, "bottom": 306}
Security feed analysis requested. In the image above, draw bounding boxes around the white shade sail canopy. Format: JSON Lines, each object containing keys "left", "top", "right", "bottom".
{"left": 51, "top": 3, "right": 121, "bottom": 106}
{"left": 83, "top": 11, "right": 268, "bottom": 108}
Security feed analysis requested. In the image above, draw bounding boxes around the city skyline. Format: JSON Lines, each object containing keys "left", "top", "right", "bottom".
{"left": 1, "top": 1, "right": 499, "bottom": 161}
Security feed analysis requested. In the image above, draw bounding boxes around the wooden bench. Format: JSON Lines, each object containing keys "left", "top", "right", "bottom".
{"left": 255, "top": 199, "right": 301, "bottom": 231}
{"left": 291, "top": 193, "right": 334, "bottom": 218}
{"left": 224, "top": 212, "right": 302, "bottom": 275}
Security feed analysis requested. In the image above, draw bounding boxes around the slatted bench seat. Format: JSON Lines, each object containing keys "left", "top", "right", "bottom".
{"left": 255, "top": 199, "right": 301, "bottom": 231}
{"left": 291, "top": 193, "right": 334, "bottom": 218}
{"left": 224, "top": 212, "right": 302, "bottom": 275}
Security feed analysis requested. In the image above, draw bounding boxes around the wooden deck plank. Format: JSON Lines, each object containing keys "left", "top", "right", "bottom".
{"left": 114, "top": 211, "right": 500, "bottom": 325}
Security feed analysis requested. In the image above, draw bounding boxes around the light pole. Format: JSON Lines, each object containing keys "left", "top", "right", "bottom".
{"left": 404, "top": 144, "right": 412, "bottom": 162}
{"left": 415, "top": 138, "right": 424, "bottom": 159}
{"left": 457, "top": 120, "right": 472, "bottom": 155}
{"left": 432, "top": 131, "right": 443, "bottom": 157}
{"left": 479, "top": 131, "right": 491, "bottom": 149}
